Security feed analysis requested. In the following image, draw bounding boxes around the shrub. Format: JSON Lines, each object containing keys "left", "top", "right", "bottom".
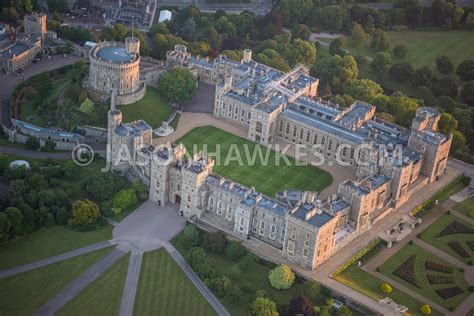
{"left": 249, "top": 297, "right": 278, "bottom": 316}
{"left": 237, "top": 253, "right": 256, "bottom": 270}
{"left": 468, "top": 209, "right": 474, "bottom": 218}
{"left": 42, "top": 140, "right": 57, "bottom": 152}
{"left": 203, "top": 230, "right": 227, "bottom": 253}
{"left": 45, "top": 213, "right": 55, "bottom": 227}
{"left": 68, "top": 199, "right": 100, "bottom": 226}
{"left": 111, "top": 188, "right": 137, "bottom": 212}
{"left": 269, "top": 264, "right": 295, "bottom": 289}
{"left": 25, "top": 136, "right": 40, "bottom": 151}
{"left": 84, "top": 172, "right": 129, "bottom": 201}
{"left": 380, "top": 283, "right": 393, "bottom": 293}
{"left": 333, "top": 238, "right": 381, "bottom": 275}
{"left": 225, "top": 240, "right": 248, "bottom": 260}
{"left": 420, "top": 304, "right": 431, "bottom": 315}
{"left": 177, "top": 224, "right": 201, "bottom": 250}
{"left": 187, "top": 247, "right": 215, "bottom": 279}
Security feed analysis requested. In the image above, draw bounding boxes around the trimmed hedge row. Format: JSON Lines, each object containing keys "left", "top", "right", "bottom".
{"left": 410, "top": 175, "right": 470, "bottom": 218}
{"left": 333, "top": 238, "right": 382, "bottom": 276}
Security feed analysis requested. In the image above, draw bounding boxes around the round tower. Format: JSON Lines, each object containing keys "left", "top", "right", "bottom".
{"left": 125, "top": 36, "right": 140, "bottom": 58}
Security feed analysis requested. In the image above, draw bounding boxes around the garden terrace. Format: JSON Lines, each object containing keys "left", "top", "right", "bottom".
{"left": 419, "top": 213, "right": 474, "bottom": 264}
{"left": 378, "top": 244, "right": 470, "bottom": 309}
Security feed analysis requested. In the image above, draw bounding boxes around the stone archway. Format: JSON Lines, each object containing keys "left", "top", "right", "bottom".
{"left": 255, "top": 135, "right": 261, "bottom": 142}
{"left": 175, "top": 194, "right": 181, "bottom": 204}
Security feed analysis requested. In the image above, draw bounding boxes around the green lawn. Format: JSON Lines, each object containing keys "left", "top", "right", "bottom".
{"left": 454, "top": 196, "right": 474, "bottom": 217}
{"left": 418, "top": 213, "right": 474, "bottom": 264}
{"left": 334, "top": 265, "right": 442, "bottom": 316}
{"left": 0, "top": 225, "right": 113, "bottom": 271}
{"left": 0, "top": 247, "right": 112, "bottom": 315}
{"left": 57, "top": 253, "right": 129, "bottom": 316}
{"left": 118, "top": 86, "right": 175, "bottom": 128}
{"left": 134, "top": 249, "right": 216, "bottom": 316}
{"left": 378, "top": 244, "right": 470, "bottom": 309}
{"left": 177, "top": 126, "right": 333, "bottom": 197}
{"left": 343, "top": 30, "right": 474, "bottom": 68}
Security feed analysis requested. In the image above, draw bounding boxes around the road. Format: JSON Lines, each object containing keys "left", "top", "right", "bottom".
{"left": 0, "top": 240, "right": 115, "bottom": 279}
{"left": 0, "top": 145, "right": 72, "bottom": 159}
{"left": 157, "top": 0, "right": 272, "bottom": 14}
{"left": 119, "top": 253, "right": 143, "bottom": 316}
{"left": 34, "top": 248, "right": 128, "bottom": 316}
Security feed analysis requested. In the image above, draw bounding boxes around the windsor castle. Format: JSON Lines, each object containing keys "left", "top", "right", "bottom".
{"left": 106, "top": 45, "right": 452, "bottom": 270}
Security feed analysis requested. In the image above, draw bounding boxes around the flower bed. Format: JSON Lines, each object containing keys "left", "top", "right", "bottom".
{"left": 467, "top": 240, "right": 474, "bottom": 252}
{"left": 425, "top": 260, "right": 453, "bottom": 274}
{"left": 437, "top": 221, "right": 474, "bottom": 237}
{"left": 426, "top": 275, "right": 454, "bottom": 284}
{"left": 393, "top": 255, "right": 419, "bottom": 288}
{"left": 435, "top": 287, "right": 464, "bottom": 299}
{"left": 447, "top": 241, "right": 471, "bottom": 259}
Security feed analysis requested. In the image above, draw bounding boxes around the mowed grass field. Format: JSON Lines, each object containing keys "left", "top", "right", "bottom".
{"left": 378, "top": 243, "right": 470, "bottom": 309}
{"left": 0, "top": 225, "right": 113, "bottom": 271}
{"left": 177, "top": 126, "right": 333, "bottom": 197}
{"left": 134, "top": 249, "right": 216, "bottom": 316}
{"left": 118, "top": 86, "right": 175, "bottom": 128}
{"left": 0, "top": 248, "right": 113, "bottom": 315}
{"left": 454, "top": 196, "right": 474, "bottom": 217}
{"left": 334, "top": 265, "right": 442, "bottom": 316}
{"left": 419, "top": 213, "right": 474, "bottom": 264}
{"left": 57, "top": 253, "right": 129, "bottom": 316}
{"left": 324, "top": 30, "right": 474, "bottom": 69}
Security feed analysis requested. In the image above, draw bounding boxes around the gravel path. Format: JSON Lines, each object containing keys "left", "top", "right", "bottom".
{"left": 119, "top": 252, "right": 143, "bottom": 316}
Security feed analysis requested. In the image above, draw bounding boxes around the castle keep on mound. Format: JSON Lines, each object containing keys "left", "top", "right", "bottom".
{"left": 107, "top": 46, "right": 451, "bottom": 270}
{"left": 86, "top": 37, "right": 146, "bottom": 105}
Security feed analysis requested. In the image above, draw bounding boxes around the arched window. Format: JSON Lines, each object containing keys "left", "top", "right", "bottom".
{"left": 226, "top": 205, "right": 233, "bottom": 221}
{"left": 260, "top": 221, "right": 265, "bottom": 229}
{"left": 255, "top": 121, "right": 263, "bottom": 133}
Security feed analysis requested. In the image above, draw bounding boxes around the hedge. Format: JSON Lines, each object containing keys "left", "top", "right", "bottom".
{"left": 410, "top": 175, "right": 470, "bottom": 218}
{"left": 333, "top": 238, "right": 381, "bottom": 276}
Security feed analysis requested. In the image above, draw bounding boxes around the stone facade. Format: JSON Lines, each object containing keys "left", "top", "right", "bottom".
{"left": 106, "top": 47, "right": 452, "bottom": 271}
{"left": 87, "top": 37, "right": 146, "bottom": 105}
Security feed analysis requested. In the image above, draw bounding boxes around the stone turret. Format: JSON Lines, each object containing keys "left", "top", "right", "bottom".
{"left": 125, "top": 36, "right": 140, "bottom": 58}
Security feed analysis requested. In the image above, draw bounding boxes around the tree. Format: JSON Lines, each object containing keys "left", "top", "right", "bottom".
{"left": 393, "top": 43, "right": 407, "bottom": 59}
{"left": 222, "top": 36, "right": 245, "bottom": 51}
{"left": 350, "top": 23, "right": 367, "bottom": 51}
{"left": 157, "top": 68, "right": 197, "bottom": 102}
{"left": 432, "top": 75, "right": 458, "bottom": 98}
{"left": 411, "top": 67, "right": 436, "bottom": 87}
{"left": 268, "top": 264, "right": 295, "bottom": 289}
{"left": 0, "top": 212, "right": 12, "bottom": 241}
{"left": 292, "top": 24, "right": 311, "bottom": 41}
{"left": 203, "top": 230, "right": 227, "bottom": 253}
{"left": 380, "top": 283, "right": 393, "bottom": 293}
{"left": 329, "top": 37, "right": 347, "bottom": 56}
{"left": 436, "top": 55, "right": 454, "bottom": 74}
{"left": 178, "top": 224, "right": 201, "bottom": 250}
{"left": 457, "top": 60, "right": 474, "bottom": 81}
{"left": 4, "top": 207, "right": 23, "bottom": 235}
{"left": 311, "top": 55, "right": 358, "bottom": 94}
{"left": 439, "top": 112, "right": 458, "bottom": 135}
{"left": 346, "top": 79, "right": 383, "bottom": 102}
{"left": 249, "top": 297, "right": 279, "bottom": 316}
{"left": 370, "top": 29, "right": 390, "bottom": 52}
{"left": 180, "top": 18, "right": 197, "bottom": 41}
{"left": 84, "top": 173, "right": 128, "bottom": 201}
{"left": 289, "top": 295, "right": 314, "bottom": 316}
{"left": 111, "top": 188, "right": 138, "bottom": 213}
{"left": 371, "top": 52, "right": 392, "bottom": 76}
{"left": 68, "top": 199, "right": 100, "bottom": 226}
{"left": 237, "top": 253, "right": 255, "bottom": 270}
{"left": 25, "top": 136, "right": 40, "bottom": 151}
{"left": 461, "top": 81, "right": 474, "bottom": 107}
{"left": 36, "top": 71, "right": 52, "bottom": 98}
{"left": 389, "top": 61, "right": 414, "bottom": 81}
{"left": 255, "top": 49, "right": 290, "bottom": 72}
{"left": 225, "top": 240, "right": 248, "bottom": 260}
{"left": 47, "top": 0, "right": 67, "bottom": 12}
{"left": 285, "top": 39, "right": 316, "bottom": 67}
{"left": 336, "top": 306, "right": 352, "bottom": 316}
{"left": 420, "top": 304, "right": 432, "bottom": 315}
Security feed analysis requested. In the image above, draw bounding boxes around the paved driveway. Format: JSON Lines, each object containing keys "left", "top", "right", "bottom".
{"left": 113, "top": 201, "right": 186, "bottom": 252}
{"left": 181, "top": 82, "right": 215, "bottom": 114}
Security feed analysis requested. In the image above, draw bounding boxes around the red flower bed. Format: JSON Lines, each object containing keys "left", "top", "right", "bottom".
{"left": 425, "top": 260, "right": 453, "bottom": 274}
{"left": 447, "top": 241, "right": 471, "bottom": 258}
{"left": 437, "top": 221, "right": 474, "bottom": 237}
{"left": 427, "top": 274, "right": 454, "bottom": 284}
{"left": 467, "top": 240, "right": 474, "bottom": 252}
{"left": 393, "top": 255, "right": 419, "bottom": 287}
{"left": 435, "top": 287, "right": 463, "bottom": 299}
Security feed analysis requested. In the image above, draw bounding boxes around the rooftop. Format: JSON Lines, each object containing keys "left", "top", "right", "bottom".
{"left": 292, "top": 203, "right": 334, "bottom": 228}
{"left": 97, "top": 46, "right": 133, "bottom": 64}
{"left": 1, "top": 43, "right": 31, "bottom": 59}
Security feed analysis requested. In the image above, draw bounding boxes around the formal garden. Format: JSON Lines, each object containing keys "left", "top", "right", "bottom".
{"left": 177, "top": 126, "right": 333, "bottom": 197}
{"left": 173, "top": 224, "right": 349, "bottom": 316}
{"left": 454, "top": 196, "right": 474, "bottom": 218}
{"left": 378, "top": 243, "right": 471, "bottom": 310}
{"left": 418, "top": 212, "right": 474, "bottom": 264}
